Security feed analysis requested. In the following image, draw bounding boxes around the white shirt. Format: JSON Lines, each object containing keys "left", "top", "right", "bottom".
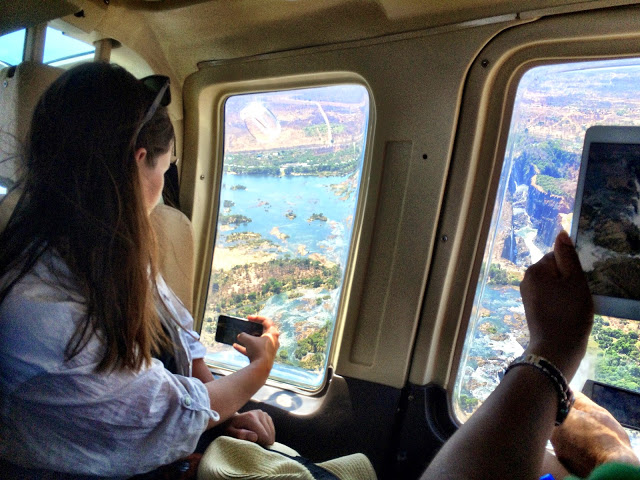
{"left": 0, "top": 251, "right": 218, "bottom": 478}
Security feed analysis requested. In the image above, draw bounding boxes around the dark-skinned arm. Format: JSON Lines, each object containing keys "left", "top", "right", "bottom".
{"left": 422, "top": 232, "right": 593, "bottom": 480}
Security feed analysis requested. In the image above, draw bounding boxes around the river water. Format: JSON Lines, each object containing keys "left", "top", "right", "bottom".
{"left": 204, "top": 172, "right": 362, "bottom": 389}
{"left": 215, "top": 173, "right": 358, "bottom": 265}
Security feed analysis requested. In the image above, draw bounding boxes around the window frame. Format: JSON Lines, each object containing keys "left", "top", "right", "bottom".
{"left": 405, "top": 5, "right": 640, "bottom": 424}
{"left": 188, "top": 74, "right": 376, "bottom": 395}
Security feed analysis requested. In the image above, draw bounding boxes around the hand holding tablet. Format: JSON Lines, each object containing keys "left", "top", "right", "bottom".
{"left": 571, "top": 126, "right": 640, "bottom": 320}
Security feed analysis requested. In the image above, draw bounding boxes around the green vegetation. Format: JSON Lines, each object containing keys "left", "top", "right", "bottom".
{"left": 209, "top": 257, "right": 342, "bottom": 313}
{"left": 592, "top": 316, "right": 640, "bottom": 392}
{"left": 294, "top": 322, "right": 330, "bottom": 371}
{"left": 230, "top": 184, "right": 246, "bottom": 190}
{"left": 458, "top": 394, "right": 479, "bottom": 414}
{"left": 487, "top": 264, "right": 520, "bottom": 286}
{"left": 533, "top": 139, "right": 579, "bottom": 177}
{"left": 308, "top": 213, "right": 327, "bottom": 222}
{"left": 535, "top": 174, "right": 566, "bottom": 198}
{"left": 225, "top": 232, "right": 276, "bottom": 249}
{"left": 484, "top": 324, "right": 498, "bottom": 335}
{"left": 513, "top": 139, "right": 579, "bottom": 200}
{"left": 303, "top": 124, "right": 345, "bottom": 137}
{"left": 223, "top": 145, "right": 361, "bottom": 177}
{"left": 223, "top": 200, "right": 235, "bottom": 208}
{"left": 227, "top": 232, "right": 261, "bottom": 242}
{"left": 278, "top": 348, "right": 293, "bottom": 365}
{"left": 219, "top": 214, "right": 252, "bottom": 225}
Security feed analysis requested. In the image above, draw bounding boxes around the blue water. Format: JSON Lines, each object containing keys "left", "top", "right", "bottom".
{"left": 206, "top": 172, "right": 361, "bottom": 389}
{"left": 215, "top": 174, "right": 356, "bottom": 266}
{"left": 462, "top": 284, "right": 525, "bottom": 367}
{"left": 475, "top": 285, "right": 524, "bottom": 333}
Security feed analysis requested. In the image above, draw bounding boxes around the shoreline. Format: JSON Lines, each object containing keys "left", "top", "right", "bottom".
{"left": 212, "top": 246, "right": 278, "bottom": 271}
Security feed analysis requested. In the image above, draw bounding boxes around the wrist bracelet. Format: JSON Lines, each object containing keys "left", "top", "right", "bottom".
{"left": 504, "top": 353, "right": 575, "bottom": 425}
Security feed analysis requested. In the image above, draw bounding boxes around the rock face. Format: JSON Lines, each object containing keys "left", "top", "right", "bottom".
{"left": 527, "top": 182, "right": 571, "bottom": 247}
{"left": 501, "top": 144, "right": 579, "bottom": 263}
{"left": 587, "top": 257, "right": 640, "bottom": 299}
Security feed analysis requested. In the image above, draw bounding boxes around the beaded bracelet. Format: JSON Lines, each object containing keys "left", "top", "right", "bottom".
{"left": 504, "top": 353, "right": 575, "bottom": 425}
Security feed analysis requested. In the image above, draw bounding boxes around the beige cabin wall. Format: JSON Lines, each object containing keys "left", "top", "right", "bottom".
{"left": 181, "top": 20, "right": 519, "bottom": 389}
{"left": 408, "top": 5, "right": 640, "bottom": 402}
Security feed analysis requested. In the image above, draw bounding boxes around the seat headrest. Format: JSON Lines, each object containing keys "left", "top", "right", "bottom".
{"left": 0, "top": 62, "right": 63, "bottom": 230}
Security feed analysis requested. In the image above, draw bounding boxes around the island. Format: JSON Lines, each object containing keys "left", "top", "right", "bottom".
{"left": 308, "top": 213, "right": 327, "bottom": 222}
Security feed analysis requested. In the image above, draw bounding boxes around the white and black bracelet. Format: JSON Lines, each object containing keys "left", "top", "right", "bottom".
{"left": 504, "top": 353, "right": 575, "bottom": 425}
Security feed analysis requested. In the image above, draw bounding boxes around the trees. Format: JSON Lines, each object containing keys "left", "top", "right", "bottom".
{"left": 592, "top": 316, "right": 640, "bottom": 392}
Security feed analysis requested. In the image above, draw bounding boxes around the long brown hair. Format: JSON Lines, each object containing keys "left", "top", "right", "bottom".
{"left": 0, "top": 63, "right": 174, "bottom": 372}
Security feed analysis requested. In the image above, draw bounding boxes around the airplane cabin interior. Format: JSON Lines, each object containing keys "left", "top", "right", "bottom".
{"left": 2, "top": 0, "right": 640, "bottom": 478}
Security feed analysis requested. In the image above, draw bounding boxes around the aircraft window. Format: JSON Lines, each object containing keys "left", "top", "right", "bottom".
{"left": 0, "top": 27, "right": 94, "bottom": 68}
{"left": 201, "top": 85, "right": 370, "bottom": 391}
{"left": 0, "top": 29, "right": 26, "bottom": 67}
{"left": 454, "top": 58, "right": 640, "bottom": 447}
{"left": 43, "top": 27, "right": 94, "bottom": 66}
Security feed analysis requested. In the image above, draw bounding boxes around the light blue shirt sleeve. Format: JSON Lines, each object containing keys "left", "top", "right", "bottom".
{"left": 0, "top": 256, "right": 219, "bottom": 478}
{"left": 157, "top": 274, "right": 208, "bottom": 361}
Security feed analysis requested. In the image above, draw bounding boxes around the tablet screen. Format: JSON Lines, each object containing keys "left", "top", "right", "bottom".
{"left": 572, "top": 126, "right": 640, "bottom": 320}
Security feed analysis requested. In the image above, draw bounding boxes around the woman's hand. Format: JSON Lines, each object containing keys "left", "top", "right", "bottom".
{"left": 520, "top": 231, "right": 594, "bottom": 381}
{"left": 232, "top": 315, "right": 280, "bottom": 376}
{"left": 551, "top": 392, "right": 640, "bottom": 477}
{"left": 203, "top": 316, "right": 279, "bottom": 426}
{"left": 225, "top": 410, "right": 276, "bottom": 446}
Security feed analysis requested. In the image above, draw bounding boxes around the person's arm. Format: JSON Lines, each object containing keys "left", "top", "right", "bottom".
{"left": 203, "top": 315, "right": 279, "bottom": 428}
{"left": 542, "top": 451, "right": 571, "bottom": 479}
{"left": 192, "top": 357, "right": 215, "bottom": 383}
{"left": 190, "top": 319, "right": 277, "bottom": 445}
{"left": 425, "top": 364, "right": 559, "bottom": 480}
{"left": 551, "top": 392, "right": 640, "bottom": 477}
{"left": 423, "top": 231, "right": 594, "bottom": 480}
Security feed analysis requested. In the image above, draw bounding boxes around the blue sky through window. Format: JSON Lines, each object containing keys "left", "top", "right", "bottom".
{"left": 0, "top": 29, "right": 26, "bottom": 66}
{"left": 43, "top": 27, "right": 94, "bottom": 64}
{"left": 0, "top": 27, "right": 94, "bottom": 67}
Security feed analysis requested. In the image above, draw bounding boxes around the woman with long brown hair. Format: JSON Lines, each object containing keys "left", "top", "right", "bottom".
{"left": 0, "top": 62, "right": 279, "bottom": 478}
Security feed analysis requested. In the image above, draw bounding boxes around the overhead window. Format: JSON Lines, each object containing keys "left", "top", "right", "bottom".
{"left": 0, "top": 27, "right": 94, "bottom": 199}
{"left": 0, "top": 29, "right": 25, "bottom": 67}
{"left": 454, "top": 59, "right": 640, "bottom": 449}
{"left": 200, "top": 85, "right": 370, "bottom": 391}
{"left": 0, "top": 26, "right": 94, "bottom": 68}
{"left": 43, "top": 27, "right": 94, "bottom": 66}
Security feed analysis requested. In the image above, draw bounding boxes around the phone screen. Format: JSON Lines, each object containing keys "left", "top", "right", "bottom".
{"left": 583, "top": 380, "right": 640, "bottom": 430}
{"left": 215, "top": 315, "right": 263, "bottom": 346}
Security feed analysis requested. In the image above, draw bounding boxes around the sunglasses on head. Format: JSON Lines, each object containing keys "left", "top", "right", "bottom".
{"left": 141, "top": 74, "right": 171, "bottom": 123}
{"left": 134, "top": 75, "right": 171, "bottom": 141}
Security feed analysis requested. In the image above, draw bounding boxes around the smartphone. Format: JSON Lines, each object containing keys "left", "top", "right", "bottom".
{"left": 583, "top": 379, "right": 640, "bottom": 430}
{"left": 214, "top": 314, "right": 263, "bottom": 346}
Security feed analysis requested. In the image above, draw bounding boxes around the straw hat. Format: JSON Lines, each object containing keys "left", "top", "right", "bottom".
{"left": 198, "top": 436, "right": 377, "bottom": 480}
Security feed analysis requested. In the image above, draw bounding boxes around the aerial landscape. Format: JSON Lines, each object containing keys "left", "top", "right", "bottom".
{"left": 455, "top": 59, "right": 640, "bottom": 431}
{"left": 199, "top": 85, "right": 369, "bottom": 389}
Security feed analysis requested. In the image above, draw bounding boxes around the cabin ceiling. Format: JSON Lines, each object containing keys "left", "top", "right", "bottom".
{"left": 1, "top": 0, "right": 635, "bottom": 80}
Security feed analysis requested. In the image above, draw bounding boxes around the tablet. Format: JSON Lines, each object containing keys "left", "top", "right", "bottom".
{"left": 582, "top": 380, "right": 640, "bottom": 431}
{"left": 571, "top": 126, "right": 640, "bottom": 320}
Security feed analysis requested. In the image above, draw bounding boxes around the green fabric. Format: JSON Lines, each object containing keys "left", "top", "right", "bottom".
{"left": 565, "top": 462, "right": 640, "bottom": 480}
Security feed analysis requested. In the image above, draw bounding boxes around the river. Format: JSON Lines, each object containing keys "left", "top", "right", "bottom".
{"left": 204, "top": 172, "right": 362, "bottom": 389}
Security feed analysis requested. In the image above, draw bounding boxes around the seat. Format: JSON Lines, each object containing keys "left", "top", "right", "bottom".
{"left": 150, "top": 203, "right": 196, "bottom": 313}
{"left": 0, "top": 62, "right": 63, "bottom": 231}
